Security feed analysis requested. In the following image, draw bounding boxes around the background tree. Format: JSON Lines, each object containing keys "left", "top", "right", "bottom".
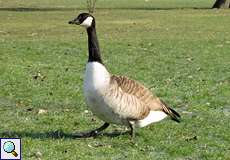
{"left": 212, "top": 0, "right": 230, "bottom": 8}
{"left": 87, "top": 0, "right": 97, "bottom": 13}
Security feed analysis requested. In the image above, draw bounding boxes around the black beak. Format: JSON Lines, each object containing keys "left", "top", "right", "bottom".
{"left": 68, "top": 19, "right": 80, "bottom": 25}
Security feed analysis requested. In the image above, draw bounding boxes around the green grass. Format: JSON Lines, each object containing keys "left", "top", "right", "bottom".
{"left": 0, "top": 0, "right": 214, "bottom": 9}
{"left": 0, "top": 0, "right": 230, "bottom": 159}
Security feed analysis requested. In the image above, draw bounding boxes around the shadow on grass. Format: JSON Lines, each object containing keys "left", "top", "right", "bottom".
{"left": 0, "top": 7, "right": 211, "bottom": 12}
{"left": 0, "top": 130, "right": 130, "bottom": 139}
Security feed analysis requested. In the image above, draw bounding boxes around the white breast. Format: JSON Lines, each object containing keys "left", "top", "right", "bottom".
{"left": 83, "top": 62, "right": 124, "bottom": 124}
{"left": 84, "top": 62, "right": 110, "bottom": 91}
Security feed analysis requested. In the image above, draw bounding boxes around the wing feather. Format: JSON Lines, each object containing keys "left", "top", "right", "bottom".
{"left": 109, "top": 75, "right": 180, "bottom": 122}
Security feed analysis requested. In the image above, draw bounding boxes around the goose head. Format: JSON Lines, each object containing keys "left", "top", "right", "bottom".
{"left": 68, "top": 13, "right": 95, "bottom": 28}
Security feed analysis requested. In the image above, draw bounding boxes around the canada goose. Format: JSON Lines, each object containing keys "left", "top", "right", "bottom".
{"left": 68, "top": 13, "right": 181, "bottom": 138}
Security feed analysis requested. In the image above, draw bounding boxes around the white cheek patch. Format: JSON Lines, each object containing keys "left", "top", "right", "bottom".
{"left": 80, "top": 17, "right": 93, "bottom": 28}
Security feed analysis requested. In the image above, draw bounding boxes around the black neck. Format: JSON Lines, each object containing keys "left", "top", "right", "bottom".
{"left": 87, "top": 27, "right": 103, "bottom": 64}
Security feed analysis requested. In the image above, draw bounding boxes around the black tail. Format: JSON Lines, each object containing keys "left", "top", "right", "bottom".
{"left": 161, "top": 100, "right": 181, "bottom": 123}
{"left": 168, "top": 107, "right": 181, "bottom": 123}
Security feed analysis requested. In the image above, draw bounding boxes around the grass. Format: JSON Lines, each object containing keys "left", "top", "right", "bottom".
{"left": 0, "top": 0, "right": 214, "bottom": 9}
{"left": 0, "top": 0, "right": 230, "bottom": 159}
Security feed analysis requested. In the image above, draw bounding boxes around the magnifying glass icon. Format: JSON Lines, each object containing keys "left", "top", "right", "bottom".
{"left": 3, "top": 141, "right": 18, "bottom": 157}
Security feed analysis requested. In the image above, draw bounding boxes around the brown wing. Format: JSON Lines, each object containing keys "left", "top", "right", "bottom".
{"left": 110, "top": 75, "right": 157, "bottom": 106}
{"left": 110, "top": 75, "right": 180, "bottom": 122}
{"left": 109, "top": 75, "right": 158, "bottom": 120}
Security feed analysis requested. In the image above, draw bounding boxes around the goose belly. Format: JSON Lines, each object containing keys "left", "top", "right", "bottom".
{"left": 83, "top": 62, "right": 126, "bottom": 125}
{"left": 84, "top": 90, "right": 125, "bottom": 125}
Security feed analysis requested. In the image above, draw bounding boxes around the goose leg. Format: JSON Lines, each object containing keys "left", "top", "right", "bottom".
{"left": 76, "top": 122, "right": 110, "bottom": 138}
{"left": 129, "top": 123, "right": 135, "bottom": 140}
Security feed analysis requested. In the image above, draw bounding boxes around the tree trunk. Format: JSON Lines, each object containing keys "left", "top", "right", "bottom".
{"left": 212, "top": 0, "right": 230, "bottom": 8}
{"left": 87, "top": 0, "right": 97, "bottom": 13}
